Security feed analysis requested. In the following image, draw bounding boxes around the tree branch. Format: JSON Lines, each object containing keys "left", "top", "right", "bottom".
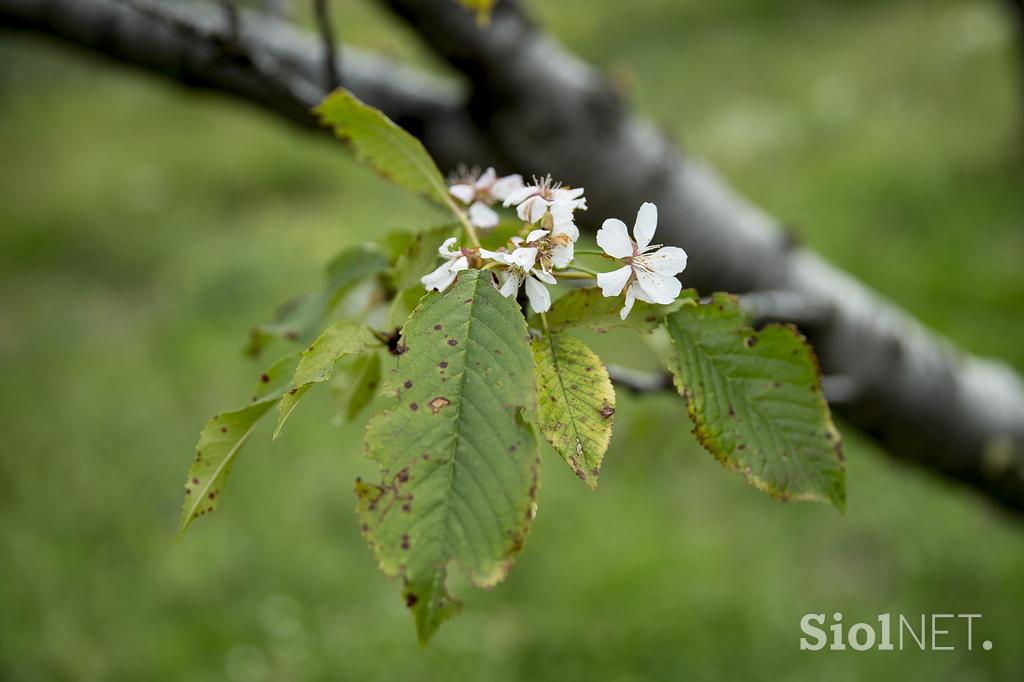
{"left": 0, "top": 0, "right": 498, "bottom": 169}
{"left": 4, "top": 0, "right": 1024, "bottom": 513}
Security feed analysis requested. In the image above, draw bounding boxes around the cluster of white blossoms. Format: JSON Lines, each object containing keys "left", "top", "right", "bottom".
{"left": 422, "top": 170, "right": 687, "bottom": 320}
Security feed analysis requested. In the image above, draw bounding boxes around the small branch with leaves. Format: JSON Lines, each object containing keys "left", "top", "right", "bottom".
{"left": 178, "top": 88, "right": 846, "bottom": 646}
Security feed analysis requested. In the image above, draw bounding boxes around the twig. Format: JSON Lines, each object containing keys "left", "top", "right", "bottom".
{"left": 312, "top": 0, "right": 340, "bottom": 90}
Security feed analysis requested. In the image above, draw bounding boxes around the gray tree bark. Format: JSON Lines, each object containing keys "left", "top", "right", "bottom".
{"left": 3, "top": 0, "right": 1023, "bottom": 513}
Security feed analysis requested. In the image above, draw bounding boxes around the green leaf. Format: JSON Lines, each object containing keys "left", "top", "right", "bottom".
{"left": 532, "top": 332, "right": 615, "bottom": 489}
{"left": 537, "top": 287, "right": 681, "bottom": 334}
{"left": 664, "top": 293, "right": 845, "bottom": 509}
{"left": 274, "top": 322, "right": 382, "bottom": 439}
{"left": 248, "top": 244, "right": 388, "bottom": 356}
{"left": 315, "top": 88, "right": 450, "bottom": 205}
{"left": 178, "top": 351, "right": 302, "bottom": 538}
{"left": 333, "top": 352, "right": 383, "bottom": 423}
{"left": 359, "top": 269, "right": 539, "bottom": 645}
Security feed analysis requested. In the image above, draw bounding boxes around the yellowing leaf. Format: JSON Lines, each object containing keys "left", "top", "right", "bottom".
{"left": 274, "top": 322, "right": 382, "bottom": 439}
{"left": 533, "top": 332, "right": 615, "bottom": 489}
{"left": 178, "top": 351, "right": 302, "bottom": 538}
{"left": 665, "top": 293, "right": 845, "bottom": 509}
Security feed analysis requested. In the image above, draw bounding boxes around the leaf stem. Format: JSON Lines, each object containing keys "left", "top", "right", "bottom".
{"left": 573, "top": 248, "right": 607, "bottom": 256}
{"left": 554, "top": 271, "right": 597, "bottom": 280}
{"left": 567, "top": 264, "right": 602, "bottom": 277}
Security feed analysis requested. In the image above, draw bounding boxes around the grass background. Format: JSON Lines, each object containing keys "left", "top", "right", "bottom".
{"left": 1, "top": 0, "right": 1022, "bottom": 679}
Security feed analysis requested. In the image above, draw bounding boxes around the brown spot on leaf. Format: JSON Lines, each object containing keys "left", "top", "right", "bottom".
{"left": 600, "top": 403, "right": 615, "bottom": 419}
{"left": 429, "top": 396, "right": 451, "bottom": 414}
{"left": 401, "top": 534, "right": 410, "bottom": 550}
{"left": 447, "top": 338, "right": 458, "bottom": 346}
{"left": 433, "top": 324, "right": 442, "bottom": 331}
{"left": 439, "top": 361, "right": 448, "bottom": 369}
{"left": 404, "top": 380, "right": 413, "bottom": 389}
{"left": 409, "top": 402, "right": 419, "bottom": 411}
{"left": 405, "top": 593, "right": 418, "bottom": 607}
{"left": 260, "top": 373, "right": 270, "bottom": 383}
{"left": 192, "top": 478, "right": 199, "bottom": 485}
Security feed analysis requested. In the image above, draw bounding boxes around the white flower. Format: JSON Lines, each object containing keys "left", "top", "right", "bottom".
{"left": 448, "top": 167, "right": 524, "bottom": 229}
{"left": 481, "top": 238, "right": 557, "bottom": 313}
{"left": 421, "top": 237, "right": 470, "bottom": 292}
{"left": 595, "top": 202, "right": 687, "bottom": 320}
{"left": 503, "top": 175, "right": 586, "bottom": 226}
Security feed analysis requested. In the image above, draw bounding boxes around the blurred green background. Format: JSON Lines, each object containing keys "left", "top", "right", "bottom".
{"left": 1, "top": 0, "right": 1023, "bottom": 679}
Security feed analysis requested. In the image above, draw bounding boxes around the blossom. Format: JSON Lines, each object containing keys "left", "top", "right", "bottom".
{"left": 448, "top": 167, "right": 524, "bottom": 229}
{"left": 523, "top": 222, "right": 577, "bottom": 270}
{"left": 595, "top": 202, "right": 687, "bottom": 319}
{"left": 480, "top": 237, "right": 557, "bottom": 313}
{"left": 503, "top": 175, "right": 587, "bottom": 225}
{"left": 421, "top": 237, "right": 469, "bottom": 292}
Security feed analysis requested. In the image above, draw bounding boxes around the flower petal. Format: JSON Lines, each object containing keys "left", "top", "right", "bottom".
{"left": 475, "top": 167, "right": 496, "bottom": 190}
{"left": 633, "top": 282, "right": 657, "bottom": 303}
{"left": 437, "top": 237, "right": 459, "bottom": 257}
{"left": 525, "top": 228, "right": 550, "bottom": 243}
{"left": 633, "top": 202, "right": 658, "bottom": 251}
{"left": 549, "top": 241, "right": 574, "bottom": 269}
{"left": 507, "top": 246, "right": 539, "bottom": 271}
{"left": 531, "top": 268, "right": 557, "bottom": 285}
{"left": 638, "top": 246, "right": 687, "bottom": 276}
{"left": 551, "top": 218, "right": 579, "bottom": 243}
{"left": 620, "top": 283, "right": 637, "bottom": 320}
{"left": 635, "top": 268, "right": 681, "bottom": 304}
{"left": 421, "top": 261, "right": 457, "bottom": 292}
{"left": 503, "top": 185, "right": 538, "bottom": 207}
{"left": 468, "top": 202, "right": 499, "bottom": 229}
{"left": 450, "top": 255, "right": 469, "bottom": 273}
{"left": 497, "top": 269, "right": 523, "bottom": 298}
{"left": 478, "top": 248, "right": 508, "bottom": 263}
{"left": 555, "top": 186, "right": 585, "bottom": 201}
{"left": 549, "top": 200, "right": 574, "bottom": 225}
{"left": 521, "top": 196, "right": 549, "bottom": 223}
{"left": 596, "top": 218, "right": 634, "bottom": 258}
{"left": 448, "top": 184, "right": 475, "bottom": 205}
{"left": 490, "top": 174, "right": 524, "bottom": 200}
{"left": 596, "top": 265, "right": 633, "bottom": 297}
{"left": 525, "top": 275, "right": 551, "bottom": 313}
